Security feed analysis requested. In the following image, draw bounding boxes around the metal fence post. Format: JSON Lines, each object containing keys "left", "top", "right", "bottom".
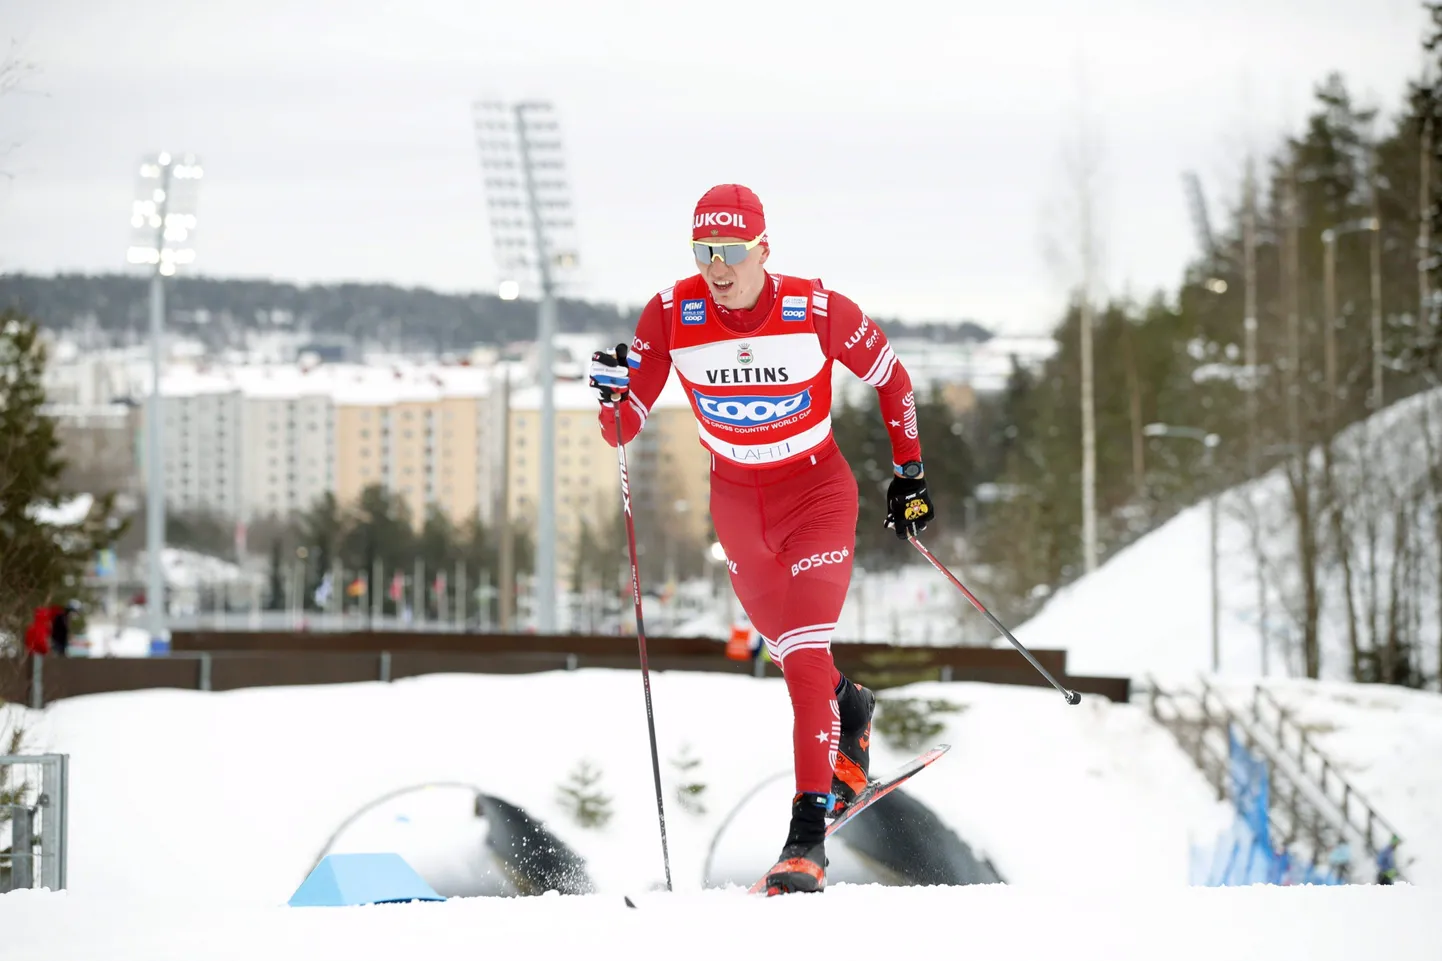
{"left": 0, "top": 755, "right": 69, "bottom": 891}
{"left": 379, "top": 651, "right": 391, "bottom": 683}
{"left": 29, "top": 655, "right": 42, "bottom": 710}
{"left": 6, "top": 805, "right": 34, "bottom": 890}
{"left": 198, "top": 651, "right": 213, "bottom": 692}
{"left": 54, "top": 754, "right": 68, "bottom": 890}
{"left": 37, "top": 755, "right": 60, "bottom": 890}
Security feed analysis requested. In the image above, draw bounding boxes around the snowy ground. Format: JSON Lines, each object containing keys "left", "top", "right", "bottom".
{"left": 2, "top": 662, "right": 1434, "bottom": 959}
{"left": 1016, "top": 387, "right": 1442, "bottom": 684}
{"left": 1, "top": 673, "right": 1229, "bottom": 904}
{"left": 3, "top": 884, "right": 1437, "bottom": 961}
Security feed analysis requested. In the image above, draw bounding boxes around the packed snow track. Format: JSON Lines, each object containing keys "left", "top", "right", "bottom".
{"left": 3, "top": 884, "right": 1435, "bottom": 961}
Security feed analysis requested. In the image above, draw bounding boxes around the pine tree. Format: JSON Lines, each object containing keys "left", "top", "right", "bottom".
{"left": 874, "top": 697, "right": 965, "bottom": 753}
{"left": 670, "top": 743, "right": 707, "bottom": 816}
{"left": 0, "top": 311, "right": 122, "bottom": 648}
{"left": 557, "top": 759, "right": 613, "bottom": 829}
{"left": 338, "top": 484, "right": 415, "bottom": 613}
{"left": 298, "top": 492, "right": 346, "bottom": 605}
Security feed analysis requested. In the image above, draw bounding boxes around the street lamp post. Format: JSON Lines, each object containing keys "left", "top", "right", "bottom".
{"left": 1143, "top": 423, "right": 1222, "bottom": 672}
{"left": 126, "top": 151, "right": 202, "bottom": 649}
{"left": 474, "top": 101, "right": 581, "bottom": 634}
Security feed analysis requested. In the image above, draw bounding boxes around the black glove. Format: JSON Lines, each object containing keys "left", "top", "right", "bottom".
{"left": 589, "top": 343, "right": 630, "bottom": 404}
{"left": 885, "top": 474, "right": 934, "bottom": 540}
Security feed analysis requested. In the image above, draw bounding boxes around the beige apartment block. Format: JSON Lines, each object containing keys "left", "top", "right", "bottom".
{"left": 508, "top": 378, "right": 712, "bottom": 585}
{"left": 331, "top": 366, "right": 493, "bottom": 529}
{"left": 333, "top": 400, "right": 390, "bottom": 510}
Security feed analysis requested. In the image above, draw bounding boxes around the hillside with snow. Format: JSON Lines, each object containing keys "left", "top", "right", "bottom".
{"left": 1015, "top": 387, "right": 1442, "bottom": 685}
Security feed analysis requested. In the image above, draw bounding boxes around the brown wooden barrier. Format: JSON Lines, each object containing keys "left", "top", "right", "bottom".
{"left": 208, "top": 652, "right": 381, "bottom": 692}
{"left": 388, "top": 651, "right": 576, "bottom": 680}
{"left": 1, "top": 633, "right": 1130, "bottom": 706}
{"left": 22, "top": 656, "right": 200, "bottom": 705}
{"left": 171, "top": 630, "right": 1071, "bottom": 677}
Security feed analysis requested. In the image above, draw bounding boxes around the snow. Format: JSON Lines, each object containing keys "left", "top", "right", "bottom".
{"left": 137, "top": 547, "right": 253, "bottom": 589}
{"left": 1, "top": 673, "right": 1229, "bottom": 905}
{"left": 510, "top": 374, "right": 695, "bottom": 413}
{"left": 25, "top": 492, "right": 94, "bottom": 528}
{"left": 0, "top": 650, "right": 1434, "bottom": 958}
{"left": 1015, "top": 387, "right": 1442, "bottom": 684}
{"left": 156, "top": 361, "right": 498, "bottom": 406}
{"left": 78, "top": 624, "right": 152, "bottom": 657}
{"left": 2, "top": 884, "right": 1435, "bottom": 961}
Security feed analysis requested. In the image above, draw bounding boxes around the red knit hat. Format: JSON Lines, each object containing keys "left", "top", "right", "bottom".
{"left": 692, "top": 184, "right": 767, "bottom": 244}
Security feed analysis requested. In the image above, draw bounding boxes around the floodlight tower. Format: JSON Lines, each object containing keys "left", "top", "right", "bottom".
{"left": 126, "top": 151, "right": 203, "bottom": 647}
{"left": 474, "top": 100, "right": 581, "bottom": 633}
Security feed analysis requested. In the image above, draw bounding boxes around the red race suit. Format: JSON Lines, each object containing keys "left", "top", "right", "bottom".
{"left": 600, "top": 272, "right": 922, "bottom": 794}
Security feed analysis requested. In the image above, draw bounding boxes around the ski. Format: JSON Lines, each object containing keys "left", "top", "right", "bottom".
{"left": 746, "top": 743, "right": 951, "bottom": 896}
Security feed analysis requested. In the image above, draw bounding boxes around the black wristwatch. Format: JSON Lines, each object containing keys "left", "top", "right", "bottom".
{"left": 894, "top": 461, "right": 924, "bottom": 479}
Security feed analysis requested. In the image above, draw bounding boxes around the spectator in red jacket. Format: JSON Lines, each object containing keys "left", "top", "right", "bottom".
{"left": 24, "top": 606, "right": 54, "bottom": 656}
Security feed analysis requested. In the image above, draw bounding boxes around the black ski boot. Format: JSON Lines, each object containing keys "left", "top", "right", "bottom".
{"left": 762, "top": 791, "right": 831, "bottom": 895}
{"left": 830, "top": 675, "right": 876, "bottom": 817}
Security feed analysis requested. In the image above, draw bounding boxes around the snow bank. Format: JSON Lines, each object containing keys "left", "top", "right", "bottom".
{"left": 1, "top": 884, "right": 1435, "bottom": 961}
{"left": 7, "top": 674, "right": 1227, "bottom": 903}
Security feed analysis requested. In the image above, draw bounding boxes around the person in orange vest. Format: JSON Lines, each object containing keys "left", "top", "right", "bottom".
{"left": 724, "top": 620, "right": 753, "bottom": 661}
{"left": 591, "top": 184, "right": 933, "bottom": 895}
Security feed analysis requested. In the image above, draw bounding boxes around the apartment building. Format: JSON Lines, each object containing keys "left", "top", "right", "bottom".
{"left": 508, "top": 377, "right": 712, "bottom": 586}
{"left": 236, "top": 370, "right": 335, "bottom": 519}
{"left": 148, "top": 370, "right": 246, "bottom": 517}
{"left": 43, "top": 402, "right": 143, "bottom": 496}
{"left": 330, "top": 365, "right": 497, "bottom": 527}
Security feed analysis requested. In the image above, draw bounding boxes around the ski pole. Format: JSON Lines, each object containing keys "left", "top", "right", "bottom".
{"left": 610, "top": 343, "right": 673, "bottom": 891}
{"left": 907, "top": 534, "right": 1081, "bottom": 705}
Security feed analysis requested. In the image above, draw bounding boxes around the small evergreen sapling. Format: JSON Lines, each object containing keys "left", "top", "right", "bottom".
{"left": 670, "top": 743, "right": 707, "bottom": 816}
{"left": 557, "top": 759, "right": 613, "bottom": 829}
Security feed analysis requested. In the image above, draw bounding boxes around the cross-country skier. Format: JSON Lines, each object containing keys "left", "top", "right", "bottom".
{"left": 590, "top": 184, "right": 935, "bottom": 894}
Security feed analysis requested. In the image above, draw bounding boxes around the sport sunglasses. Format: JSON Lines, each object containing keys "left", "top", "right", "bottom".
{"left": 691, "top": 234, "right": 764, "bottom": 267}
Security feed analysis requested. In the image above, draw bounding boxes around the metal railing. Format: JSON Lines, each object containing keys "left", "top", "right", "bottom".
{"left": 1247, "top": 684, "right": 1405, "bottom": 861}
{"left": 0, "top": 754, "right": 69, "bottom": 891}
{"left": 1144, "top": 676, "right": 1398, "bottom": 879}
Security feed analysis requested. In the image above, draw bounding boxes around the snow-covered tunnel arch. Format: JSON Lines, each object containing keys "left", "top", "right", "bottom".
{"left": 314, "top": 783, "right": 593, "bottom": 897}
{"left": 703, "top": 772, "right": 1004, "bottom": 888}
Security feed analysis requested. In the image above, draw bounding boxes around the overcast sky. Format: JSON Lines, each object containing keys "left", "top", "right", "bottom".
{"left": 0, "top": 0, "right": 1426, "bottom": 334}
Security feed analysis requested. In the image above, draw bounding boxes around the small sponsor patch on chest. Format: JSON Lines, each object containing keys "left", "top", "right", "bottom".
{"left": 781, "top": 295, "right": 808, "bottom": 321}
{"left": 681, "top": 299, "right": 707, "bottom": 325}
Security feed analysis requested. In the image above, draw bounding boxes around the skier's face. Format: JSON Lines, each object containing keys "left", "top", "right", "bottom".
{"left": 696, "top": 236, "right": 769, "bottom": 310}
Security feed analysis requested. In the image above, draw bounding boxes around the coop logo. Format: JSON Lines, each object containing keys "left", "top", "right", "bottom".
{"left": 781, "top": 295, "right": 807, "bottom": 321}
{"left": 790, "top": 548, "right": 850, "bottom": 577}
{"left": 692, "top": 388, "right": 812, "bottom": 426}
{"left": 694, "top": 211, "right": 748, "bottom": 230}
{"left": 680, "top": 299, "right": 707, "bottom": 325}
